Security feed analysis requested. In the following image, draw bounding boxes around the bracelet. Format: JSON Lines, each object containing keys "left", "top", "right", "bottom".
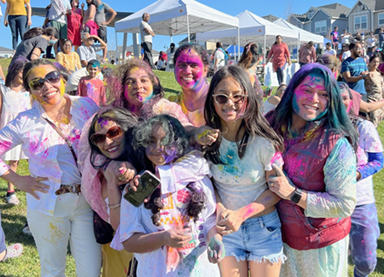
{"left": 108, "top": 202, "right": 121, "bottom": 209}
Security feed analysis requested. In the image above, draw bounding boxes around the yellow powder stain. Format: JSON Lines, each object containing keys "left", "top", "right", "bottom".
{"left": 44, "top": 220, "right": 65, "bottom": 244}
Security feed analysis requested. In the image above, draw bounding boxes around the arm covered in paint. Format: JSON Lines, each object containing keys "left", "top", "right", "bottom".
{"left": 305, "top": 137, "right": 356, "bottom": 218}
{"left": 358, "top": 152, "right": 384, "bottom": 180}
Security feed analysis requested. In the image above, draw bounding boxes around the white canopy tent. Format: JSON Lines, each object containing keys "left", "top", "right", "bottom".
{"left": 274, "top": 18, "right": 324, "bottom": 55}
{"left": 114, "top": 0, "right": 240, "bottom": 59}
{"left": 195, "top": 10, "right": 299, "bottom": 48}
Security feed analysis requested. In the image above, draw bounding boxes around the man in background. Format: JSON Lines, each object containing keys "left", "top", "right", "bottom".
{"left": 298, "top": 41, "right": 316, "bottom": 67}
{"left": 140, "top": 12, "right": 155, "bottom": 69}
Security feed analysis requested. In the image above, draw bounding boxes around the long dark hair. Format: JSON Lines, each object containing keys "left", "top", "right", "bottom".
{"left": 274, "top": 35, "right": 282, "bottom": 45}
{"left": 238, "top": 42, "right": 262, "bottom": 70}
{"left": 88, "top": 107, "right": 138, "bottom": 169}
{"left": 270, "top": 63, "right": 358, "bottom": 149}
{"left": 131, "top": 115, "right": 206, "bottom": 226}
{"left": 23, "top": 27, "right": 58, "bottom": 41}
{"left": 107, "top": 58, "right": 164, "bottom": 109}
{"left": 204, "top": 65, "right": 284, "bottom": 164}
{"left": 5, "top": 57, "right": 28, "bottom": 87}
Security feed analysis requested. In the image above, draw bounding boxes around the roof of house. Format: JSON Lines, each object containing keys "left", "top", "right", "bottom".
{"left": 0, "top": 46, "right": 13, "bottom": 53}
{"left": 262, "top": 14, "right": 279, "bottom": 22}
{"left": 290, "top": 3, "right": 350, "bottom": 22}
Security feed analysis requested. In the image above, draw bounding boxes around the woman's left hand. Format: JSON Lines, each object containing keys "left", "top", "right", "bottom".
{"left": 28, "top": 19, "right": 32, "bottom": 26}
{"left": 268, "top": 164, "right": 296, "bottom": 200}
{"left": 216, "top": 209, "right": 243, "bottom": 235}
{"left": 207, "top": 235, "right": 225, "bottom": 264}
{"left": 104, "top": 161, "right": 136, "bottom": 186}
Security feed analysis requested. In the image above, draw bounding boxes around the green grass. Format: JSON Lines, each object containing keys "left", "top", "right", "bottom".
{"left": 0, "top": 57, "right": 384, "bottom": 276}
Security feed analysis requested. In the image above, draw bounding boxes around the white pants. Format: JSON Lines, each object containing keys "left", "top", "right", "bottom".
{"left": 27, "top": 193, "right": 101, "bottom": 277}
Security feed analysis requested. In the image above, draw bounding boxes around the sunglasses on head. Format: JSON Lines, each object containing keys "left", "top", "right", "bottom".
{"left": 212, "top": 94, "right": 248, "bottom": 105}
{"left": 90, "top": 126, "right": 124, "bottom": 146}
{"left": 28, "top": 71, "right": 61, "bottom": 91}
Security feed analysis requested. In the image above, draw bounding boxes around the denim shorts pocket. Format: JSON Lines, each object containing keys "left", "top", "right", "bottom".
{"left": 262, "top": 215, "right": 281, "bottom": 235}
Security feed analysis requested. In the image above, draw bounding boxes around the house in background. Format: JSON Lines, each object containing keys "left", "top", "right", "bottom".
{"left": 347, "top": 0, "right": 384, "bottom": 35}
{"left": 0, "top": 46, "right": 13, "bottom": 58}
{"left": 262, "top": 14, "right": 279, "bottom": 22}
{"left": 288, "top": 3, "right": 350, "bottom": 37}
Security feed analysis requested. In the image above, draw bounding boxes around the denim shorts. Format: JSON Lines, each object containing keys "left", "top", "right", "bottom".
{"left": 222, "top": 209, "right": 286, "bottom": 263}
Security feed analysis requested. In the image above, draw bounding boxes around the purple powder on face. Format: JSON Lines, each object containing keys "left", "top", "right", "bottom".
{"left": 164, "top": 147, "right": 177, "bottom": 164}
{"left": 97, "top": 118, "right": 109, "bottom": 128}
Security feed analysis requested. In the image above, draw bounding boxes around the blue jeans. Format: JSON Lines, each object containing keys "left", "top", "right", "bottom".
{"left": 350, "top": 203, "right": 380, "bottom": 277}
{"left": 276, "top": 67, "right": 284, "bottom": 85}
{"left": 8, "top": 15, "right": 27, "bottom": 50}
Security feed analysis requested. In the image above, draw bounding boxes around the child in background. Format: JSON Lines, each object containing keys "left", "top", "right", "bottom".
{"left": 76, "top": 59, "right": 106, "bottom": 106}
{"left": 112, "top": 115, "right": 223, "bottom": 277}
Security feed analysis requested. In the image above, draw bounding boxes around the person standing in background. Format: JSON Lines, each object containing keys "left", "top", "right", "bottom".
{"left": 93, "top": 0, "right": 116, "bottom": 64}
{"left": 379, "top": 28, "right": 384, "bottom": 49}
{"left": 213, "top": 42, "right": 227, "bottom": 73}
{"left": 140, "top": 13, "right": 155, "bottom": 69}
{"left": 3, "top": 0, "right": 32, "bottom": 53}
{"left": 48, "top": 0, "right": 71, "bottom": 55}
{"left": 331, "top": 26, "right": 339, "bottom": 50}
{"left": 324, "top": 42, "right": 336, "bottom": 56}
{"left": 298, "top": 41, "right": 316, "bottom": 67}
{"left": 341, "top": 29, "right": 351, "bottom": 45}
{"left": 266, "top": 35, "right": 291, "bottom": 85}
{"left": 67, "top": 0, "right": 83, "bottom": 51}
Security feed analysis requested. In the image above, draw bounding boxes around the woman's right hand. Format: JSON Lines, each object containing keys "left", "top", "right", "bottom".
{"left": 195, "top": 126, "right": 219, "bottom": 146}
{"left": 104, "top": 161, "right": 136, "bottom": 186}
{"left": 4, "top": 20, "right": 8, "bottom": 27}
{"left": 14, "top": 175, "right": 49, "bottom": 200}
{"left": 162, "top": 229, "right": 192, "bottom": 248}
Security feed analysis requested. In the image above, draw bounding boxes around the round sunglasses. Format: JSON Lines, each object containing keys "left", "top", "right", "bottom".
{"left": 90, "top": 126, "right": 124, "bottom": 146}
{"left": 28, "top": 71, "right": 61, "bottom": 91}
{"left": 212, "top": 94, "right": 248, "bottom": 105}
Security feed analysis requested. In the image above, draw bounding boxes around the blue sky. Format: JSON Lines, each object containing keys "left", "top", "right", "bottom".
{"left": 0, "top": 0, "right": 354, "bottom": 53}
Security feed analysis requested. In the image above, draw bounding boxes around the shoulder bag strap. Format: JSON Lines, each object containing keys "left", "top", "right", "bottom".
{"left": 43, "top": 117, "right": 79, "bottom": 168}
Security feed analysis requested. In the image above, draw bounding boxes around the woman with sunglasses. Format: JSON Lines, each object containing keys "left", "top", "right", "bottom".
{"left": 78, "top": 107, "right": 137, "bottom": 277}
{"left": 203, "top": 65, "right": 286, "bottom": 277}
{"left": 0, "top": 59, "right": 101, "bottom": 276}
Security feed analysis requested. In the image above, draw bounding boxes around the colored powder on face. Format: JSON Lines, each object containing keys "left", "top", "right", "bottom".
{"left": 96, "top": 118, "right": 110, "bottom": 129}
{"left": 59, "top": 79, "right": 65, "bottom": 96}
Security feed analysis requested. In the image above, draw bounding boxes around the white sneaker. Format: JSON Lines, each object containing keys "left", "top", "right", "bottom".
{"left": 6, "top": 194, "right": 20, "bottom": 205}
{"left": 22, "top": 224, "right": 32, "bottom": 236}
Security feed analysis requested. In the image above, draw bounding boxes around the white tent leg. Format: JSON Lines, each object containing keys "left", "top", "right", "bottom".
{"left": 115, "top": 30, "right": 118, "bottom": 62}
{"left": 187, "top": 14, "right": 190, "bottom": 43}
{"left": 264, "top": 34, "right": 266, "bottom": 84}
{"left": 170, "top": 36, "right": 173, "bottom": 43}
{"left": 237, "top": 27, "right": 240, "bottom": 61}
{"left": 133, "top": 33, "right": 140, "bottom": 59}
{"left": 297, "top": 33, "right": 300, "bottom": 61}
{"left": 122, "top": 33, "right": 128, "bottom": 62}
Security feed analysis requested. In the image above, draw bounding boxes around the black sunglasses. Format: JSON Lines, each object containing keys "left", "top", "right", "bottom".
{"left": 90, "top": 126, "right": 124, "bottom": 145}
{"left": 212, "top": 94, "right": 248, "bottom": 105}
{"left": 28, "top": 71, "right": 61, "bottom": 91}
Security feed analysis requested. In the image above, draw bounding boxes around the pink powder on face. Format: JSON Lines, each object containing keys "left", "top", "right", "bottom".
{"left": 174, "top": 50, "right": 205, "bottom": 89}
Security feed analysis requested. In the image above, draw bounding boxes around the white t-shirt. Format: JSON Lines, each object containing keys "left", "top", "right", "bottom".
{"left": 366, "top": 37, "right": 376, "bottom": 48}
{"left": 140, "top": 21, "right": 153, "bottom": 43}
{"left": 324, "top": 49, "right": 337, "bottom": 56}
{"left": 214, "top": 49, "right": 225, "bottom": 72}
{"left": 112, "top": 151, "right": 220, "bottom": 277}
{"left": 49, "top": 0, "right": 71, "bottom": 24}
{"left": 341, "top": 34, "right": 351, "bottom": 44}
{"left": 342, "top": 50, "right": 351, "bottom": 60}
{"left": 210, "top": 136, "right": 277, "bottom": 211}
{"left": 355, "top": 119, "right": 383, "bottom": 205}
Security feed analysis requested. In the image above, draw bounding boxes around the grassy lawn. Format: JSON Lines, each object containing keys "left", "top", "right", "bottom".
{"left": 0, "top": 57, "right": 383, "bottom": 276}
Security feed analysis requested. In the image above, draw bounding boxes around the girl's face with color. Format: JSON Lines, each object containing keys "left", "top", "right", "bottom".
{"left": 175, "top": 49, "right": 207, "bottom": 90}
{"left": 292, "top": 73, "right": 328, "bottom": 122}
{"left": 93, "top": 119, "right": 126, "bottom": 159}
{"left": 146, "top": 124, "right": 167, "bottom": 166}
{"left": 341, "top": 89, "right": 352, "bottom": 113}
{"left": 27, "top": 65, "right": 65, "bottom": 106}
{"left": 213, "top": 77, "right": 247, "bottom": 125}
{"left": 124, "top": 67, "right": 153, "bottom": 108}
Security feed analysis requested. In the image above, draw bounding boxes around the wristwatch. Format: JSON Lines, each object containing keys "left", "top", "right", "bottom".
{"left": 290, "top": 188, "right": 303, "bottom": 204}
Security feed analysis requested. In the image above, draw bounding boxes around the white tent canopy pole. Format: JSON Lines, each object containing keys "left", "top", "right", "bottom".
{"left": 187, "top": 14, "right": 190, "bottom": 43}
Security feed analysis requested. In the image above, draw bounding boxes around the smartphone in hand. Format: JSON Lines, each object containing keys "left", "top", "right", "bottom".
{"left": 123, "top": 170, "right": 161, "bottom": 207}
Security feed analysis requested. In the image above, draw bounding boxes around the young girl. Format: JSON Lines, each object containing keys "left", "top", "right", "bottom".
{"left": 202, "top": 65, "right": 286, "bottom": 277}
{"left": 111, "top": 115, "right": 223, "bottom": 277}
{"left": 339, "top": 82, "right": 383, "bottom": 277}
{"left": 76, "top": 59, "right": 107, "bottom": 106}
{"left": 0, "top": 57, "right": 31, "bottom": 205}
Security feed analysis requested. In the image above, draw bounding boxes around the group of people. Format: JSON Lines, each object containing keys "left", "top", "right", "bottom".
{"left": 0, "top": 36, "right": 381, "bottom": 277}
